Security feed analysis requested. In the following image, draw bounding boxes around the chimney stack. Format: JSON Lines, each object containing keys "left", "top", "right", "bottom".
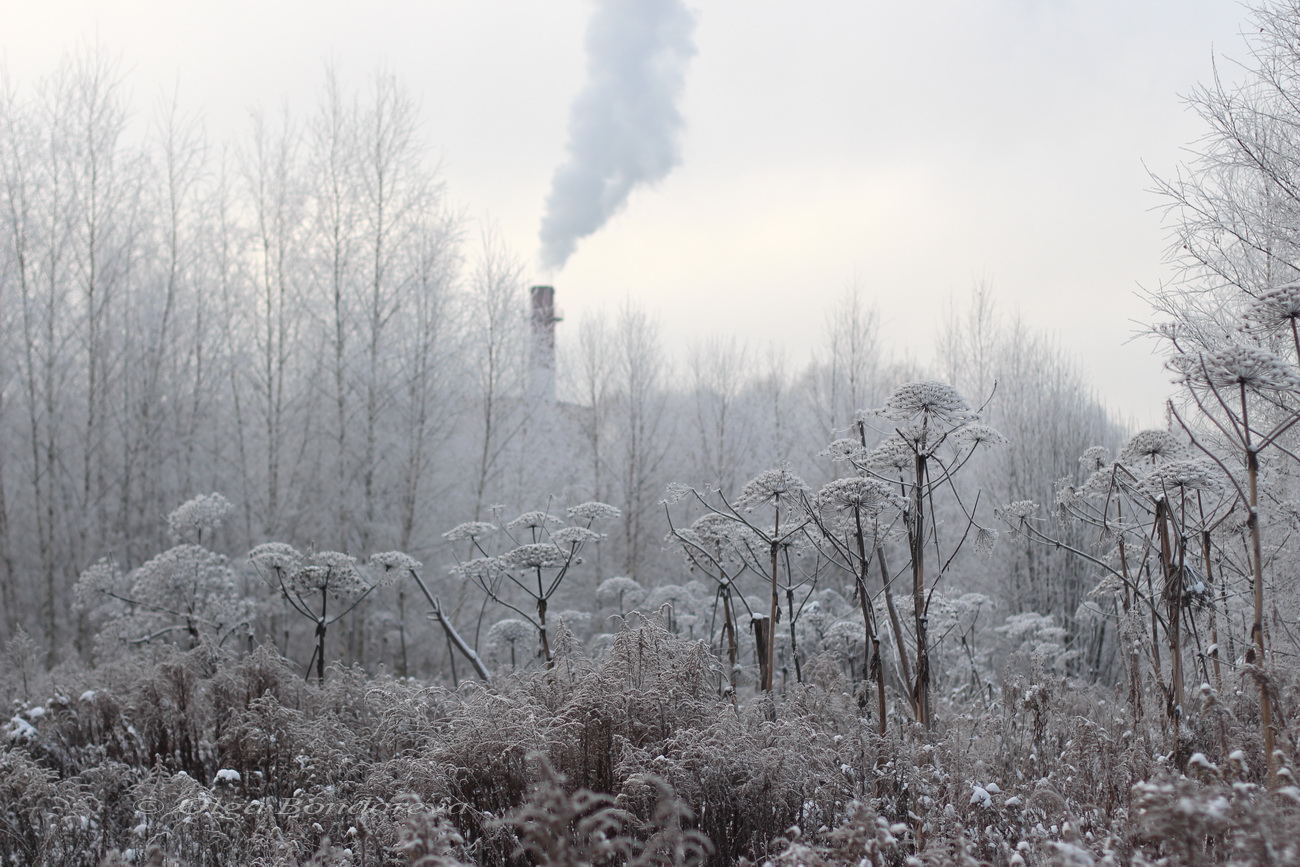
{"left": 530, "top": 285, "right": 561, "bottom": 401}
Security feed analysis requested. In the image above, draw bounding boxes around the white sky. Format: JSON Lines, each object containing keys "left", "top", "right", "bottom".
{"left": 0, "top": 0, "right": 1256, "bottom": 427}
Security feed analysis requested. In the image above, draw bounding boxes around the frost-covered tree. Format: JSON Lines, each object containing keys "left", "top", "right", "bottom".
{"left": 1148, "top": 4, "right": 1300, "bottom": 782}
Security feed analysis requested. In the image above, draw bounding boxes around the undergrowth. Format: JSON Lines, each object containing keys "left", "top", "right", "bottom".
{"left": 3, "top": 621, "right": 1298, "bottom": 865}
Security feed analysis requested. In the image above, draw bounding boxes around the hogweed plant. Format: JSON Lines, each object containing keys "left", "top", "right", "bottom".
{"left": 664, "top": 380, "right": 1002, "bottom": 728}
{"left": 834, "top": 380, "right": 1004, "bottom": 729}
{"left": 248, "top": 544, "right": 395, "bottom": 681}
{"left": 1014, "top": 435, "right": 1215, "bottom": 760}
{"left": 1167, "top": 342, "right": 1300, "bottom": 784}
{"left": 665, "top": 513, "right": 761, "bottom": 692}
{"left": 445, "top": 501, "right": 620, "bottom": 665}
{"left": 74, "top": 493, "right": 254, "bottom": 652}
{"left": 803, "top": 474, "right": 906, "bottom": 733}
{"left": 664, "top": 464, "right": 811, "bottom": 694}
{"left": 369, "top": 551, "right": 492, "bottom": 683}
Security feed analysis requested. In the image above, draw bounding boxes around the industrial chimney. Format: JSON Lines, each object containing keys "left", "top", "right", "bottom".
{"left": 530, "top": 285, "right": 561, "bottom": 401}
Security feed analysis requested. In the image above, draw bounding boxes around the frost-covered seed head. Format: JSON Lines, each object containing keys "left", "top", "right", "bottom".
{"left": 1172, "top": 345, "right": 1300, "bottom": 393}
{"left": 455, "top": 557, "right": 505, "bottom": 584}
{"left": 368, "top": 552, "right": 421, "bottom": 586}
{"left": 861, "top": 435, "right": 915, "bottom": 473}
{"left": 1243, "top": 284, "right": 1300, "bottom": 334}
{"left": 551, "top": 526, "right": 603, "bottom": 547}
{"left": 167, "top": 493, "right": 234, "bottom": 542}
{"left": 507, "top": 511, "right": 564, "bottom": 532}
{"left": 954, "top": 424, "right": 1007, "bottom": 448}
{"left": 736, "top": 463, "right": 810, "bottom": 509}
{"left": 999, "top": 500, "right": 1039, "bottom": 522}
{"left": 369, "top": 551, "right": 421, "bottom": 573}
{"left": 973, "top": 526, "right": 999, "bottom": 557}
{"left": 501, "top": 543, "right": 567, "bottom": 570}
{"left": 1118, "top": 430, "right": 1188, "bottom": 466}
{"left": 821, "top": 438, "right": 869, "bottom": 464}
{"left": 131, "top": 545, "right": 236, "bottom": 603}
{"left": 1079, "top": 446, "right": 1111, "bottom": 474}
{"left": 1140, "top": 459, "right": 1224, "bottom": 499}
{"left": 661, "top": 482, "right": 693, "bottom": 505}
{"left": 74, "top": 558, "right": 122, "bottom": 610}
{"left": 597, "top": 576, "right": 643, "bottom": 601}
{"left": 880, "top": 380, "right": 975, "bottom": 426}
{"left": 815, "top": 477, "right": 903, "bottom": 517}
{"left": 248, "top": 543, "right": 304, "bottom": 575}
{"left": 443, "top": 521, "right": 498, "bottom": 542}
{"left": 487, "top": 618, "right": 534, "bottom": 647}
{"left": 291, "top": 552, "right": 367, "bottom": 597}
{"left": 566, "top": 501, "right": 621, "bottom": 522}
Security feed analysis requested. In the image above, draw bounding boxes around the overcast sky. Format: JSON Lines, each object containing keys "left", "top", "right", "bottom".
{"left": 1, "top": 0, "right": 1256, "bottom": 426}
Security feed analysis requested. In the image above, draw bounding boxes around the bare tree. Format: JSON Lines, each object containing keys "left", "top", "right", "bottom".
{"left": 807, "top": 282, "right": 886, "bottom": 441}
{"left": 687, "top": 335, "right": 754, "bottom": 494}
{"left": 242, "top": 106, "right": 306, "bottom": 539}
{"left": 464, "top": 227, "right": 531, "bottom": 521}
{"left": 611, "top": 302, "right": 671, "bottom": 580}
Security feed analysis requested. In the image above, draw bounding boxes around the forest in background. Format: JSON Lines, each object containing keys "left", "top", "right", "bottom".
{"left": 7, "top": 2, "right": 1300, "bottom": 864}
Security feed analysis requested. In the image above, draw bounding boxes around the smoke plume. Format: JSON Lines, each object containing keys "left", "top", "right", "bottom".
{"left": 538, "top": 0, "right": 696, "bottom": 272}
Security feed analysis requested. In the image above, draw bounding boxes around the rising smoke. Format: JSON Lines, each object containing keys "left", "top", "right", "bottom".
{"left": 538, "top": 0, "right": 696, "bottom": 272}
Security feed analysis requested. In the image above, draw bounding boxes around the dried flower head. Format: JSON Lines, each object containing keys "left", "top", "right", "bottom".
{"left": 248, "top": 542, "right": 304, "bottom": 575}
{"left": 369, "top": 552, "right": 422, "bottom": 583}
{"left": 1118, "top": 430, "right": 1188, "bottom": 466}
{"left": 998, "top": 500, "right": 1039, "bottom": 522}
{"left": 566, "top": 501, "right": 622, "bottom": 522}
{"left": 291, "top": 551, "right": 367, "bottom": 597}
{"left": 596, "top": 576, "right": 643, "bottom": 601}
{"left": 1152, "top": 321, "right": 1183, "bottom": 343}
{"left": 1140, "top": 459, "right": 1224, "bottom": 499}
{"left": 1079, "top": 466, "right": 1118, "bottom": 497}
{"left": 821, "top": 438, "right": 869, "bottom": 464}
{"left": 167, "top": 493, "right": 234, "bottom": 542}
{"left": 953, "top": 423, "right": 1007, "bottom": 448}
{"left": 443, "top": 521, "right": 498, "bottom": 542}
{"left": 1243, "top": 284, "right": 1300, "bottom": 335}
{"left": 1055, "top": 480, "right": 1080, "bottom": 510}
{"left": 487, "top": 618, "right": 535, "bottom": 648}
{"left": 862, "top": 435, "right": 915, "bottom": 473}
{"left": 661, "top": 482, "right": 694, "bottom": 505}
{"left": 1079, "top": 446, "right": 1111, "bottom": 474}
{"left": 973, "top": 525, "right": 1000, "bottom": 557}
{"left": 880, "top": 380, "right": 975, "bottom": 426}
{"left": 455, "top": 556, "right": 505, "bottom": 584}
{"left": 550, "top": 526, "right": 603, "bottom": 547}
{"left": 815, "top": 476, "right": 903, "bottom": 518}
{"left": 736, "top": 463, "right": 809, "bottom": 509}
{"left": 74, "top": 558, "right": 123, "bottom": 611}
{"left": 500, "top": 543, "right": 567, "bottom": 570}
{"left": 507, "top": 511, "right": 564, "bottom": 532}
{"left": 1171, "top": 345, "right": 1300, "bottom": 393}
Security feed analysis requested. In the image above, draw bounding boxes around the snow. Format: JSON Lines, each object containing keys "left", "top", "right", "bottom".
{"left": 214, "top": 769, "right": 241, "bottom": 784}
{"left": 5, "top": 715, "right": 37, "bottom": 743}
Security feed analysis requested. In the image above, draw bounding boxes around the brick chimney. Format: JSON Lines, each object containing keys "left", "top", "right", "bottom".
{"left": 530, "top": 285, "right": 561, "bottom": 401}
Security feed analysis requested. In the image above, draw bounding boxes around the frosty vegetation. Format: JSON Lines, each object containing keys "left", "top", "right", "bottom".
{"left": 9, "top": 2, "right": 1300, "bottom": 864}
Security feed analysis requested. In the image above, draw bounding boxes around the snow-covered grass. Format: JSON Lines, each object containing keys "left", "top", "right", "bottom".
{"left": 2, "top": 621, "right": 1298, "bottom": 865}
